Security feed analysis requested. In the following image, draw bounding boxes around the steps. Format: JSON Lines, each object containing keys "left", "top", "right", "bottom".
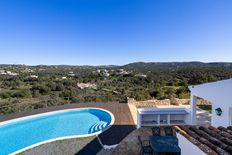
{"left": 89, "top": 121, "right": 108, "bottom": 133}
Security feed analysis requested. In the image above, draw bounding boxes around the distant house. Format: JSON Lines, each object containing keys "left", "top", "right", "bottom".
{"left": 189, "top": 78, "right": 232, "bottom": 127}
{"left": 0, "top": 70, "right": 6, "bottom": 75}
{"left": 135, "top": 74, "right": 147, "bottom": 78}
{"left": 68, "top": 71, "right": 75, "bottom": 77}
{"left": 10, "top": 73, "right": 19, "bottom": 76}
{"left": 96, "top": 69, "right": 101, "bottom": 73}
{"left": 117, "top": 69, "right": 130, "bottom": 75}
{"left": 6, "top": 71, "right": 19, "bottom": 76}
{"left": 61, "top": 76, "right": 67, "bottom": 80}
{"left": 77, "top": 83, "right": 97, "bottom": 89}
{"left": 30, "top": 75, "right": 38, "bottom": 79}
{"left": 24, "top": 68, "right": 34, "bottom": 73}
{"left": 102, "top": 69, "right": 110, "bottom": 77}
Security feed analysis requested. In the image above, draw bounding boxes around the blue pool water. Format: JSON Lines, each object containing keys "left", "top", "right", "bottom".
{"left": 0, "top": 108, "right": 113, "bottom": 155}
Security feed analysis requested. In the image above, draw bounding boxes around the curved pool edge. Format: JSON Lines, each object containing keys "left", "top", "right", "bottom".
{"left": 0, "top": 107, "right": 115, "bottom": 155}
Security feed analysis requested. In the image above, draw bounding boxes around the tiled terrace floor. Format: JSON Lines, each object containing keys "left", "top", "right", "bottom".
{"left": 105, "top": 126, "right": 177, "bottom": 155}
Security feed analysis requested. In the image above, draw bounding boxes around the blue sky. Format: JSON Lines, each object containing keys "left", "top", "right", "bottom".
{"left": 0, "top": 0, "right": 231, "bottom": 65}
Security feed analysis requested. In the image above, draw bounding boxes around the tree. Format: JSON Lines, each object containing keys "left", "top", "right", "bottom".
{"left": 0, "top": 92, "right": 11, "bottom": 99}
{"left": 12, "top": 89, "right": 32, "bottom": 98}
{"left": 31, "top": 84, "right": 51, "bottom": 95}
{"left": 164, "top": 87, "right": 176, "bottom": 99}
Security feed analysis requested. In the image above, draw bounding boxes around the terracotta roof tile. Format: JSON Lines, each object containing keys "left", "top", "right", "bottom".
{"left": 175, "top": 125, "right": 232, "bottom": 155}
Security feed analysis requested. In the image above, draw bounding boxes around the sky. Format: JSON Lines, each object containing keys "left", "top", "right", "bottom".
{"left": 0, "top": 0, "right": 232, "bottom": 65}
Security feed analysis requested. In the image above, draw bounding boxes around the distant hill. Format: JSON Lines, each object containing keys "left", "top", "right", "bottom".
{"left": 122, "top": 62, "right": 232, "bottom": 72}
{"left": 1, "top": 62, "right": 232, "bottom": 72}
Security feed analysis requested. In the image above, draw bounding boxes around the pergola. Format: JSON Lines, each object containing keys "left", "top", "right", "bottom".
{"left": 189, "top": 78, "right": 232, "bottom": 127}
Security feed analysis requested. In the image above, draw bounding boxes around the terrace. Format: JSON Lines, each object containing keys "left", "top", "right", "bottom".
{"left": 0, "top": 99, "right": 210, "bottom": 155}
{"left": 105, "top": 125, "right": 232, "bottom": 155}
{"left": 2, "top": 79, "right": 232, "bottom": 155}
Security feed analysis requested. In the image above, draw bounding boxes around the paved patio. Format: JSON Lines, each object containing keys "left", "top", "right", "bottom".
{"left": 196, "top": 107, "right": 211, "bottom": 126}
{"left": 0, "top": 102, "right": 211, "bottom": 155}
{"left": 99, "top": 126, "right": 177, "bottom": 155}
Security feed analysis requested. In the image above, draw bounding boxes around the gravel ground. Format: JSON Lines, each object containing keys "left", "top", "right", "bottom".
{"left": 18, "top": 136, "right": 96, "bottom": 155}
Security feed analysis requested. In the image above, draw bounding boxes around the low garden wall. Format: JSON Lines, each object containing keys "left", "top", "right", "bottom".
{"left": 127, "top": 98, "right": 210, "bottom": 107}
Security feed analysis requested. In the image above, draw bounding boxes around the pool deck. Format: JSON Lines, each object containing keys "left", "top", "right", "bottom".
{"left": 0, "top": 102, "right": 136, "bottom": 155}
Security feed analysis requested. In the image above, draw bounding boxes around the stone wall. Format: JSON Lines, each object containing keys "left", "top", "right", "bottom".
{"left": 196, "top": 98, "right": 211, "bottom": 105}
{"left": 128, "top": 97, "right": 210, "bottom": 107}
{"left": 171, "top": 98, "right": 190, "bottom": 105}
{"left": 127, "top": 98, "right": 170, "bottom": 108}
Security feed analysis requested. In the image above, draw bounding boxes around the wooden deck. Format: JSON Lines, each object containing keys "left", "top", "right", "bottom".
{"left": 0, "top": 102, "right": 135, "bottom": 125}
{"left": 0, "top": 102, "right": 136, "bottom": 155}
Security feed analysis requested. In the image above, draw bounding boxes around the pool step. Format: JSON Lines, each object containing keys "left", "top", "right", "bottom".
{"left": 89, "top": 121, "right": 108, "bottom": 133}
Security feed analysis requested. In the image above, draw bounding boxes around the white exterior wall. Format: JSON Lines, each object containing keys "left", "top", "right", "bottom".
{"left": 177, "top": 133, "right": 206, "bottom": 155}
{"left": 189, "top": 79, "right": 232, "bottom": 127}
{"left": 137, "top": 108, "right": 191, "bottom": 128}
{"left": 190, "top": 94, "right": 197, "bottom": 125}
{"left": 184, "top": 109, "right": 192, "bottom": 124}
{"left": 230, "top": 107, "right": 232, "bottom": 126}
{"left": 137, "top": 111, "right": 141, "bottom": 128}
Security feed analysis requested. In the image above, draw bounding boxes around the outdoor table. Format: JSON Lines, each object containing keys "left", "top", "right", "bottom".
{"left": 149, "top": 136, "right": 181, "bottom": 154}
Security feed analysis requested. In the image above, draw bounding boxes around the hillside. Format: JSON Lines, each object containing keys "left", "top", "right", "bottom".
{"left": 1, "top": 61, "right": 232, "bottom": 114}
{"left": 122, "top": 62, "right": 232, "bottom": 72}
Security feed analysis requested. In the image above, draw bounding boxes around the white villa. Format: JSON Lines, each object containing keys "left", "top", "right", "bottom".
{"left": 129, "top": 79, "right": 232, "bottom": 155}
{"left": 137, "top": 78, "right": 232, "bottom": 128}
{"left": 189, "top": 78, "right": 232, "bottom": 127}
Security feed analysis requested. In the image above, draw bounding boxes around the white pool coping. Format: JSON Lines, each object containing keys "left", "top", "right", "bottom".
{"left": 0, "top": 107, "right": 115, "bottom": 155}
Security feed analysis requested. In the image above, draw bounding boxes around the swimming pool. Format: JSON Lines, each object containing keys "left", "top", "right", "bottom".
{"left": 0, "top": 108, "right": 114, "bottom": 155}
